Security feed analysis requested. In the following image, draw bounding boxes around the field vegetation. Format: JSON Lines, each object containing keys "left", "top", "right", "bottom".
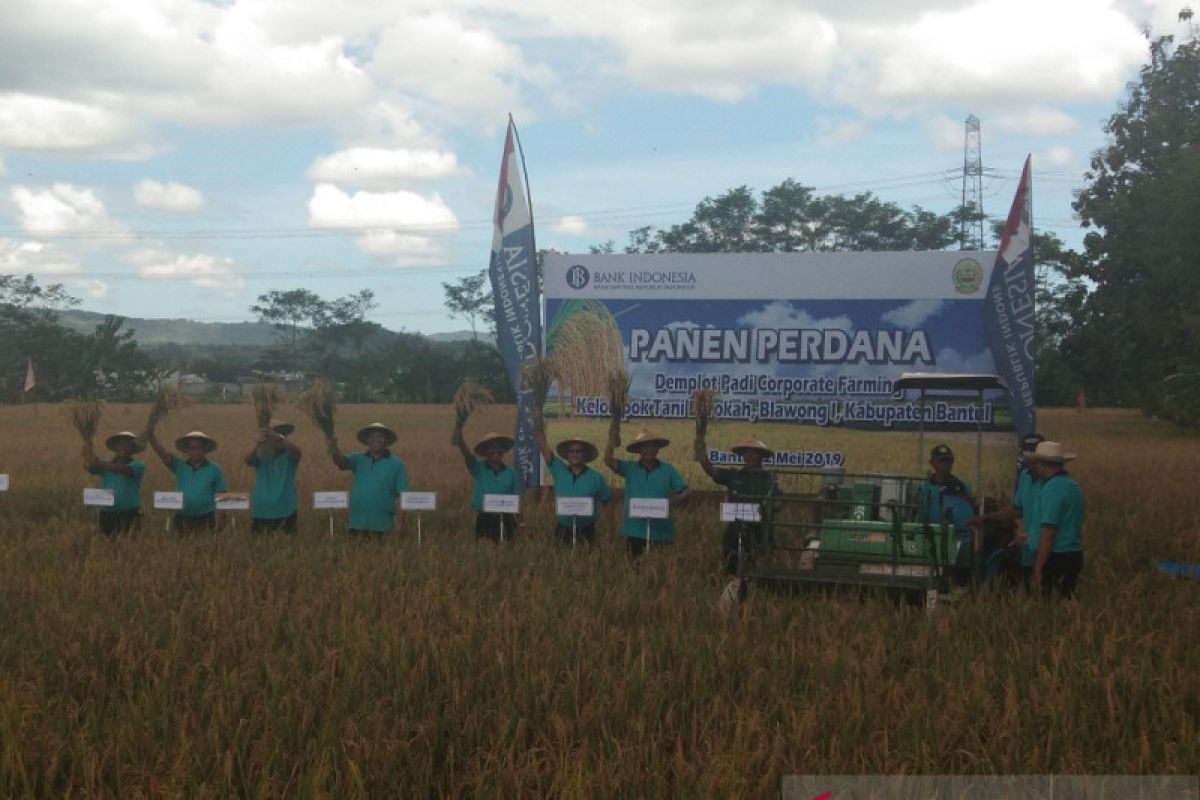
{"left": 0, "top": 404, "right": 1197, "bottom": 796}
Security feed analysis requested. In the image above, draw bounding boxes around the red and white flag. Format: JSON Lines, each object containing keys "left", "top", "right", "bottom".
{"left": 23, "top": 358, "right": 35, "bottom": 393}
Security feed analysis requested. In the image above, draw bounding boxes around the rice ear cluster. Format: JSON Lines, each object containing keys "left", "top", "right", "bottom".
{"left": 692, "top": 388, "right": 718, "bottom": 436}
{"left": 62, "top": 399, "right": 104, "bottom": 446}
{"left": 549, "top": 302, "right": 624, "bottom": 410}
{"left": 253, "top": 383, "right": 283, "bottom": 428}
{"left": 143, "top": 384, "right": 188, "bottom": 440}
{"left": 454, "top": 381, "right": 493, "bottom": 427}
{"left": 606, "top": 369, "right": 630, "bottom": 424}
{"left": 520, "top": 355, "right": 561, "bottom": 420}
{"left": 299, "top": 378, "right": 337, "bottom": 439}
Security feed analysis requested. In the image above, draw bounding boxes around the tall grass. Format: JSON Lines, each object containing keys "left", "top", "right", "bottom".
{"left": 0, "top": 404, "right": 1197, "bottom": 796}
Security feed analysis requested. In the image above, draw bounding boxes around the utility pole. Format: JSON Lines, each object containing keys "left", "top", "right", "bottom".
{"left": 959, "top": 114, "right": 985, "bottom": 251}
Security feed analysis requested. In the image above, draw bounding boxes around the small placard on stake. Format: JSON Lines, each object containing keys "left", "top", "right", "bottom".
{"left": 0, "top": 474, "right": 9, "bottom": 491}
{"left": 720, "top": 502, "right": 761, "bottom": 523}
{"left": 83, "top": 488, "right": 115, "bottom": 507}
{"left": 313, "top": 491, "right": 348, "bottom": 510}
{"left": 401, "top": 492, "right": 436, "bottom": 511}
{"left": 153, "top": 491, "right": 184, "bottom": 510}
{"left": 483, "top": 493, "right": 520, "bottom": 514}
{"left": 556, "top": 497, "right": 594, "bottom": 517}
{"left": 216, "top": 492, "right": 250, "bottom": 511}
{"left": 629, "top": 498, "right": 669, "bottom": 519}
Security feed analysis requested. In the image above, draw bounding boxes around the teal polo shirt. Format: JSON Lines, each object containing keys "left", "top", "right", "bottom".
{"left": 548, "top": 455, "right": 610, "bottom": 525}
{"left": 95, "top": 459, "right": 144, "bottom": 512}
{"left": 919, "top": 476, "right": 973, "bottom": 533}
{"left": 1014, "top": 469, "right": 1043, "bottom": 566}
{"left": 1038, "top": 472, "right": 1085, "bottom": 553}
{"left": 169, "top": 457, "right": 227, "bottom": 516}
{"left": 344, "top": 451, "right": 408, "bottom": 532}
{"left": 615, "top": 458, "right": 687, "bottom": 542}
{"left": 469, "top": 460, "right": 521, "bottom": 511}
{"left": 251, "top": 451, "right": 299, "bottom": 520}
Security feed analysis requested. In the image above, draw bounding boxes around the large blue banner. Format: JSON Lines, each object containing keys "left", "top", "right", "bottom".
{"left": 488, "top": 120, "right": 541, "bottom": 489}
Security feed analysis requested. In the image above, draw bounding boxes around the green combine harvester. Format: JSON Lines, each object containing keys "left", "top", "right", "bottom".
{"left": 735, "top": 373, "right": 1010, "bottom": 607}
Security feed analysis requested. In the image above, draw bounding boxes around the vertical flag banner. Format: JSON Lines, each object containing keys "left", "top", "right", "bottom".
{"left": 982, "top": 155, "right": 1037, "bottom": 441}
{"left": 23, "top": 358, "right": 36, "bottom": 393}
{"left": 488, "top": 117, "right": 542, "bottom": 488}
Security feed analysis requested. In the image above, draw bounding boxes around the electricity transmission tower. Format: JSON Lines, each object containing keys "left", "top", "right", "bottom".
{"left": 959, "top": 114, "right": 985, "bottom": 251}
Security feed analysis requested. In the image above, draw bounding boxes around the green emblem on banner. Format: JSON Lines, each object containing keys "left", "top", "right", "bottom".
{"left": 952, "top": 258, "right": 983, "bottom": 294}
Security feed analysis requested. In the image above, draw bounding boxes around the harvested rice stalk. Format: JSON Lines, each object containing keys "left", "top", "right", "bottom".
{"left": 253, "top": 383, "right": 283, "bottom": 428}
{"left": 692, "top": 388, "right": 718, "bottom": 436}
{"left": 606, "top": 369, "right": 630, "bottom": 425}
{"left": 454, "top": 380, "right": 493, "bottom": 428}
{"left": 63, "top": 399, "right": 104, "bottom": 446}
{"left": 143, "top": 384, "right": 187, "bottom": 439}
{"left": 519, "top": 355, "right": 561, "bottom": 425}
{"left": 549, "top": 301, "right": 624, "bottom": 408}
{"left": 299, "top": 378, "right": 337, "bottom": 439}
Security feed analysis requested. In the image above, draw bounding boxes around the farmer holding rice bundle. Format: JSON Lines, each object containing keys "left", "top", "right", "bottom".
{"left": 83, "top": 431, "right": 146, "bottom": 536}
{"left": 532, "top": 408, "right": 610, "bottom": 546}
{"left": 244, "top": 418, "right": 301, "bottom": 533}
{"left": 604, "top": 421, "right": 688, "bottom": 559}
{"left": 452, "top": 426, "right": 523, "bottom": 542}
{"left": 695, "top": 430, "right": 776, "bottom": 609}
{"left": 146, "top": 429, "right": 227, "bottom": 532}
{"left": 327, "top": 422, "right": 408, "bottom": 537}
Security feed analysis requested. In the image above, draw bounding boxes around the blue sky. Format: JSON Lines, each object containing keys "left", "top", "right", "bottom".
{"left": 0, "top": 0, "right": 1191, "bottom": 334}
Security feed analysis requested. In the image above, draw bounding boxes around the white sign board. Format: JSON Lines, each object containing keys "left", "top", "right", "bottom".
{"left": 0, "top": 474, "right": 9, "bottom": 491}
{"left": 154, "top": 491, "right": 184, "bottom": 510}
{"left": 556, "top": 496, "right": 595, "bottom": 517}
{"left": 314, "top": 491, "right": 348, "bottom": 510}
{"left": 720, "top": 502, "right": 762, "bottom": 523}
{"left": 216, "top": 492, "right": 250, "bottom": 511}
{"left": 629, "top": 497, "right": 669, "bottom": 519}
{"left": 83, "top": 488, "right": 115, "bottom": 507}
{"left": 483, "top": 493, "right": 521, "bottom": 514}
{"left": 401, "top": 491, "right": 437, "bottom": 511}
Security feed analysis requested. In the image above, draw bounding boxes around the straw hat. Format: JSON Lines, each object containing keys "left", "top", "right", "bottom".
{"left": 267, "top": 418, "right": 295, "bottom": 437}
{"left": 473, "top": 432, "right": 514, "bottom": 456}
{"left": 175, "top": 431, "right": 217, "bottom": 453}
{"left": 731, "top": 436, "right": 772, "bottom": 458}
{"left": 356, "top": 422, "right": 398, "bottom": 447}
{"left": 1026, "top": 441, "right": 1076, "bottom": 463}
{"left": 556, "top": 437, "right": 598, "bottom": 463}
{"left": 105, "top": 431, "right": 145, "bottom": 453}
{"left": 625, "top": 429, "right": 670, "bottom": 453}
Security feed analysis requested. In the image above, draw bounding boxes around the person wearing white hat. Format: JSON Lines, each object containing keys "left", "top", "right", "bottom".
{"left": 83, "top": 431, "right": 146, "bottom": 535}
{"left": 1025, "top": 441, "right": 1085, "bottom": 598}
{"left": 451, "top": 425, "right": 523, "bottom": 542}
{"left": 327, "top": 422, "right": 408, "bottom": 536}
{"left": 532, "top": 407, "right": 610, "bottom": 545}
{"left": 604, "top": 423, "right": 688, "bottom": 558}
{"left": 146, "top": 428, "right": 227, "bottom": 532}
{"left": 968, "top": 433, "right": 1046, "bottom": 583}
{"left": 695, "top": 431, "right": 776, "bottom": 609}
{"left": 244, "top": 419, "right": 301, "bottom": 533}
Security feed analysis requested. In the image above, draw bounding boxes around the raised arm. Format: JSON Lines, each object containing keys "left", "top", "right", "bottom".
{"left": 244, "top": 430, "right": 265, "bottom": 467}
{"left": 693, "top": 432, "right": 718, "bottom": 481}
{"left": 326, "top": 435, "right": 348, "bottom": 470}
{"left": 145, "top": 430, "right": 173, "bottom": 468}
{"left": 83, "top": 442, "right": 100, "bottom": 473}
{"left": 450, "top": 422, "right": 475, "bottom": 470}
{"left": 532, "top": 407, "right": 552, "bottom": 464}
{"left": 603, "top": 417, "right": 621, "bottom": 474}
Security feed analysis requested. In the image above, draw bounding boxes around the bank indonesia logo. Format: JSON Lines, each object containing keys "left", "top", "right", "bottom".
{"left": 566, "top": 264, "right": 590, "bottom": 290}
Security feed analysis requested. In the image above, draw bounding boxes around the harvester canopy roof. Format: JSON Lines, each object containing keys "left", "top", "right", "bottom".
{"left": 895, "top": 373, "right": 1009, "bottom": 394}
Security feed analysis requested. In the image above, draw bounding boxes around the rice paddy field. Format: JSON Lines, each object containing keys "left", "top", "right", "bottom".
{"left": 0, "top": 403, "right": 1197, "bottom": 797}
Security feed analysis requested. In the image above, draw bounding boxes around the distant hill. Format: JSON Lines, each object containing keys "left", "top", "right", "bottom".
{"left": 57, "top": 309, "right": 278, "bottom": 346}
{"left": 56, "top": 310, "right": 486, "bottom": 347}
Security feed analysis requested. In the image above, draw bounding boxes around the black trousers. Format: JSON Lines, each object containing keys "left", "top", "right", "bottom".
{"left": 252, "top": 512, "right": 298, "bottom": 533}
{"left": 173, "top": 512, "right": 216, "bottom": 533}
{"left": 722, "top": 521, "right": 764, "bottom": 577}
{"left": 475, "top": 512, "right": 518, "bottom": 542}
{"left": 1041, "top": 551, "right": 1084, "bottom": 598}
{"left": 554, "top": 522, "right": 596, "bottom": 545}
{"left": 99, "top": 509, "right": 140, "bottom": 536}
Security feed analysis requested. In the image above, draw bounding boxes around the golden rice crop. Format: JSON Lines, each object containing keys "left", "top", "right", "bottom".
{"left": 692, "top": 387, "right": 718, "bottom": 437}
{"left": 61, "top": 398, "right": 103, "bottom": 446}
{"left": 519, "top": 354, "right": 561, "bottom": 419}
{"left": 252, "top": 382, "right": 283, "bottom": 428}
{"left": 549, "top": 301, "right": 625, "bottom": 403}
{"left": 143, "top": 383, "right": 187, "bottom": 438}
{"left": 298, "top": 377, "right": 337, "bottom": 439}
{"left": 0, "top": 403, "right": 1197, "bottom": 796}
{"left": 605, "top": 369, "right": 630, "bottom": 425}
{"left": 453, "top": 380, "right": 493, "bottom": 427}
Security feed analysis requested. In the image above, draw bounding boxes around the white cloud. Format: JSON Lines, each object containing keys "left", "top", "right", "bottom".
{"left": 0, "top": 93, "right": 143, "bottom": 153}
{"left": 307, "top": 183, "right": 458, "bottom": 231}
{"left": 0, "top": 238, "right": 81, "bottom": 275}
{"left": 738, "top": 301, "right": 851, "bottom": 332}
{"left": 73, "top": 278, "right": 110, "bottom": 299}
{"left": 1038, "top": 146, "right": 1074, "bottom": 167}
{"left": 0, "top": 157, "right": 6, "bottom": 176}
{"left": 134, "top": 179, "right": 204, "bottom": 211}
{"left": 996, "top": 107, "right": 1079, "bottom": 136}
{"left": 881, "top": 299, "right": 946, "bottom": 328}
{"left": 10, "top": 183, "right": 125, "bottom": 239}
{"left": 307, "top": 147, "right": 462, "bottom": 186}
{"left": 926, "top": 115, "right": 965, "bottom": 151}
{"left": 816, "top": 119, "right": 868, "bottom": 147}
{"left": 553, "top": 215, "right": 591, "bottom": 236}
{"left": 356, "top": 230, "right": 447, "bottom": 267}
{"left": 124, "top": 246, "right": 246, "bottom": 292}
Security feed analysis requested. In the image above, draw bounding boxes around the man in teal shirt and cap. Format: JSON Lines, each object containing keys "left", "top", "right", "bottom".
{"left": 1027, "top": 441, "right": 1085, "bottom": 598}
{"left": 244, "top": 418, "right": 301, "bottom": 533}
{"left": 83, "top": 430, "right": 146, "bottom": 535}
{"left": 327, "top": 422, "right": 408, "bottom": 537}
{"left": 604, "top": 416, "right": 688, "bottom": 558}
{"left": 533, "top": 407, "right": 610, "bottom": 545}
{"left": 147, "top": 429, "right": 226, "bottom": 532}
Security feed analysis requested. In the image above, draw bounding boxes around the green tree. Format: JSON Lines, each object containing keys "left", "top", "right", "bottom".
{"left": 1071, "top": 32, "right": 1200, "bottom": 412}
{"left": 250, "top": 289, "right": 326, "bottom": 370}
{"left": 441, "top": 269, "right": 495, "bottom": 341}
